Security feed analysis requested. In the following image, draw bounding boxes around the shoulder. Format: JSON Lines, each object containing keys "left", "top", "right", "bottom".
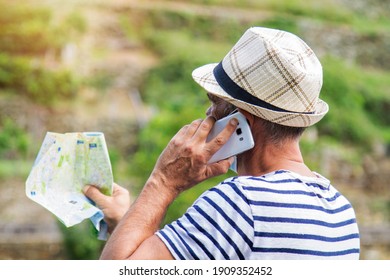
{"left": 192, "top": 176, "right": 253, "bottom": 224}
{"left": 213, "top": 170, "right": 302, "bottom": 195}
{"left": 157, "top": 177, "right": 256, "bottom": 260}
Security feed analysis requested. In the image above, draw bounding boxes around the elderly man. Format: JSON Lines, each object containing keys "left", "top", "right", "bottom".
{"left": 84, "top": 27, "right": 360, "bottom": 260}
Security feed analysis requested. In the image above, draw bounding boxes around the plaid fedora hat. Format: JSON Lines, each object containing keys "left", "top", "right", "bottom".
{"left": 192, "top": 27, "right": 328, "bottom": 127}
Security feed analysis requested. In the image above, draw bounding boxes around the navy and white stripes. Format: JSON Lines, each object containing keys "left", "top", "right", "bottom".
{"left": 157, "top": 170, "right": 360, "bottom": 260}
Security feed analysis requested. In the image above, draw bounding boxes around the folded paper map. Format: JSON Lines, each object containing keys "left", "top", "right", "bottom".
{"left": 26, "top": 132, "right": 113, "bottom": 240}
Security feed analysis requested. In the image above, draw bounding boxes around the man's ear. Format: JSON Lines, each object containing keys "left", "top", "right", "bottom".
{"left": 238, "top": 109, "right": 254, "bottom": 127}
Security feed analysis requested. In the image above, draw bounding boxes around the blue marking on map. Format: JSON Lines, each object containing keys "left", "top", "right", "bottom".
{"left": 89, "top": 143, "right": 97, "bottom": 149}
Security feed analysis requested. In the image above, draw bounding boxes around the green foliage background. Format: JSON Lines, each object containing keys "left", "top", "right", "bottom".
{"left": 1, "top": 0, "right": 389, "bottom": 259}
{"left": 0, "top": 0, "right": 100, "bottom": 259}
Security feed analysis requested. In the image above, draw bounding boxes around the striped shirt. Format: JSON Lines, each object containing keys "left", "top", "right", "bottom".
{"left": 157, "top": 170, "right": 360, "bottom": 260}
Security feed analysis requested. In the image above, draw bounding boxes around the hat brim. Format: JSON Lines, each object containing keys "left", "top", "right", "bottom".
{"left": 192, "top": 63, "right": 329, "bottom": 127}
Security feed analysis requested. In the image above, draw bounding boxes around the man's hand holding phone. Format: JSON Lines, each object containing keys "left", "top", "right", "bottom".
{"left": 207, "top": 111, "right": 254, "bottom": 164}
{"left": 149, "top": 116, "right": 239, "bottom": 196}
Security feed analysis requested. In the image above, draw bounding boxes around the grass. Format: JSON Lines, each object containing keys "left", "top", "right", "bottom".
{"left": 168, "top": 0, "right": 354, "bottom": 22}
{"left": 0, "top": 160, "right": 33, "bottom": 179}
{"left": 167, "top": 0, "right": 390, "bottom": 36}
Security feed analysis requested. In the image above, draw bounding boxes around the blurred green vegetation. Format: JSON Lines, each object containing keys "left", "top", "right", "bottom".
{"left": 0, "top": 1, "right": 86, "bottom": 55}
{"left": 57, "top": 220, "right": 104, "bottom": 260}
{"left": 319, "top": 56, "right": 390, "bottom": 145}
{"left": 0, "top": 0, "right": 83, "bottom": 106}
{"left": 58, "top": 221, "right": 104, "bottom": 260}
{"left": 0, "top": 53, "right": 78, "bottom": 105}
{"left": 193, "top": 0, "right": 352, "bottom": 22}
{"left": 0, "top": 1, "right": 58, "bottom": 55}
{"left": 170, "top": 0, "right": 390, "bottom": 30}
{"left": 0, "top": 117, "right": 32, "bottom": 180}
{"left": 0, "top": 118, "right": 29, "bottom": 159}
{"left": 0, "top": 0, "right": 95, "bottom": 260}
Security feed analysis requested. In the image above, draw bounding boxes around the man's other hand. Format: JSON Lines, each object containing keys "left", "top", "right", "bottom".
{"left": 83, "top": 183, "right": 131, "bottom": 234}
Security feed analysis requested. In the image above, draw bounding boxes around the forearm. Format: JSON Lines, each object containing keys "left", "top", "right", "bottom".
{"left": 99, "top": 117, "right": 236, "bottom": 259}
{"left": 99, "top": 174, "right": 176, "bottom": 259}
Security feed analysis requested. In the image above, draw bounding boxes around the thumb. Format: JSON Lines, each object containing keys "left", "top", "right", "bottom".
{"left": 83, "top": 185, "right": 110, "bottom": 208}
{"left": 207, "top": 157, "right": 233, "bottom": 178}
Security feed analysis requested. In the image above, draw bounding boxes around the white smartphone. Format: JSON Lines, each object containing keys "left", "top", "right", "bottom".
{"left": 207, "top": 111, "right": 254, "bottom": 164}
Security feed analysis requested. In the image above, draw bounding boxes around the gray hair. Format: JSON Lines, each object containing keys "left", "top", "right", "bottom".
{"left": 258, "top": 117, "right": 306, "bottom": 146}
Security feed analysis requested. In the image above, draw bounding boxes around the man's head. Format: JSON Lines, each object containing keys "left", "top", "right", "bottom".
{"left": 205, "top": 92, "right": 305, "bottom": 148}
{"left": 192, "top": 27, "right": 328, "bottom": 128}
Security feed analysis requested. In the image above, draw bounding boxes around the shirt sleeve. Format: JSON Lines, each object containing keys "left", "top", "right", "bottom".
{"left": 156, "top": 179, "right": 254, "bottom": 260}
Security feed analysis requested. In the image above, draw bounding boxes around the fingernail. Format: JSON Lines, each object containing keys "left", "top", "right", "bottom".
{"left": 82, "top": 185, "right": 91, "bottom": 193}
{"left": 230, "top": 118, "right": 238, "bottom": 125}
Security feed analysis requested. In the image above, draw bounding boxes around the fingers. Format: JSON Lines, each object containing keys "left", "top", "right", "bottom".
{"left": 167, "top": 119, "right": 204, "bottom": 150}
{"left": 112, "top": 182, "right": 130, "bottom": 197}
{"left": 84, "top": 184, "right": 130, "bottom": 205}
{"left": 83, "top": 183, "right": 131, "bottom": 234}
{"left": 112, "top": 183, "right": 120, "bottom": 193}
{"left": 176, "top": 116, "right": 238, "bottom": 161}
{"left": 184, "top": 119, "right": 204, "bottom": 138}
{"left": 207, "top": 157, "right": 234, "bottom": 177}
{"left": 83, "top": 185, "right": 107, "bottom": 207}
{"left": 83, "top": 184, "right": 108, "bottom": 199}
{"left": 192, "top": 116, "right": 215, "bottom": 141}
{"left": 166, "top": 118, "right": 213, "bottom": 156}
{"left": 206, "top": 117, "right": 238, "bottom": 152}
{"left": 178, "top": 117, "right": 216, "bottom": 141}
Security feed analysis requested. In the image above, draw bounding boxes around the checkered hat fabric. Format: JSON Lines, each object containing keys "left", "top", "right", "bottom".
{"left": 192, "top": 27, "right": 328, "bottom": 127}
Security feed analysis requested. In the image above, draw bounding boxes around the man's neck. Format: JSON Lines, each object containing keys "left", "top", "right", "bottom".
{"left": 237, "top": 140, "right": 316, "bottom": 178}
